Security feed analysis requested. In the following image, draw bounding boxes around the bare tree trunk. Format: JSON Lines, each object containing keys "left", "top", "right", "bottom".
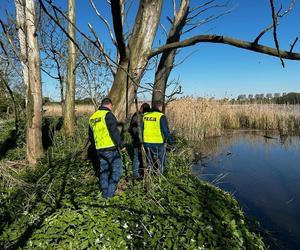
{"left": 64, "top": 0, "right": 76, "bottom": 137}
{"left": 15, "top": 0, "right": 29, "bottom": 90}
{"left": 25, "top": 0, "right": 44, "bottom": 165}
{"left": 109, "top": 0, "right": 163, "bottom": 121}
{"left": 152, "top": 0, "right": 189, "bottom": 106}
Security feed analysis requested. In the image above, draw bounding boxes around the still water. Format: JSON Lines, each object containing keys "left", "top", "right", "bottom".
{"left": 193, "top": 131, "right": 300, "bottom": 250}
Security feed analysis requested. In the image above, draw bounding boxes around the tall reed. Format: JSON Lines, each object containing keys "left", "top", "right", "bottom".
{"left": 167, "top": 98, "right": 300, "bottom": 140}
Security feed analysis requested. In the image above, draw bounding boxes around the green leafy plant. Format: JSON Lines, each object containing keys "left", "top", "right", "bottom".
{"left": 0, "top": 117, "right": 265, "bottom": 249}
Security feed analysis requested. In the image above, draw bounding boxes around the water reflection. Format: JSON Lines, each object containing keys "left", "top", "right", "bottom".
{"left": 193, "top": 131, "right": 300, "bottom": 250}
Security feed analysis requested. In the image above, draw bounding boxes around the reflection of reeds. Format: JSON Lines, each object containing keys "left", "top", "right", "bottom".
{"left": 167, "top": 98, "right": 300, "bottom": 140}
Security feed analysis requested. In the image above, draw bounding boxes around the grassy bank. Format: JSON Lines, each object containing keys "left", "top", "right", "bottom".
{"left": 0, "top": 117, "right": 265, "bottom": 249}
{"left": 167, "top": 98, "right": 300, "bottom": 140}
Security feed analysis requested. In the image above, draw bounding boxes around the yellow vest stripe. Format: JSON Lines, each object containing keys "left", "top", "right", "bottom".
{"left": 89, "top": 110, "right": 115, "bottom": 149}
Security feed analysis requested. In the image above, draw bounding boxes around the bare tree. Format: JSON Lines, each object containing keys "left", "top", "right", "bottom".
{"left": 152, "top": 0, "right": 190, "bottom": 107}
{"left": 106, "top": 0, "right": 163, "bottom": 119}
{"left": 14, "top": 0, "right": 44, "bottom": 165}
{"left": 64, "top": 0, "right": 76, "bottom": 137}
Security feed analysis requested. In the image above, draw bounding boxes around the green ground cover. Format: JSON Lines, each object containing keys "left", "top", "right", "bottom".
{"left": 0, "top": 117, "right": 265, "bottom": 249}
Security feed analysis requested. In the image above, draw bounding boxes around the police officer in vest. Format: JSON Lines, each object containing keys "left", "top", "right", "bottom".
{"left": 128, "top": 102, "right": 150, "bottom": 179}
{"left": 89, "top": 98, "right": 125, "bottom": 198}
{"left": 142, "top": 100, "right": 173, "bottom": 174}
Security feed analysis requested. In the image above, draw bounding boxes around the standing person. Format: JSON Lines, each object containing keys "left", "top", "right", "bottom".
{"left": 89, "top": 98, "right": 126, "bottom": 198}
{"left": 128, "top": 102, "right": 150, "bottom": 178}
{"left": 142, "top": 100, "right": 173, "bottom": 175}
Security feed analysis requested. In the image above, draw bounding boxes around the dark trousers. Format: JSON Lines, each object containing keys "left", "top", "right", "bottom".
{"left": 97, "top": 150, "right": 123, "bottom": 198}
{"left": 144, "top": 144, "right": 166, "bottom": 175}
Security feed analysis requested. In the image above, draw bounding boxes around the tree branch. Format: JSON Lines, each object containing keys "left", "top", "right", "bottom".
{"left": 290, "top": 37, "right": 298, "bottom": 53}
{"left": 174, "top": 48, "right": 199, "bottom": 67}
{"left": 149, "top": 34, "right": 300, "bottom": 60}
{"left": 110, "top": 0, "right": 127, "bottom": 61}
{"left": 253, "top": 24, "right": 273, "bottom": 44}
{"left": 0, "top": 38, "right": 23, "bottom": 79}
{"left": 40, "top": 67, "right": 60, "bottom": 79}
{"left": 184, "top": 10, "right": 231, "bottom": 34}
{"left": 188, "top": 0, "right": 230, "bottom": 21}
{"left": 0, "top": 19, "right": 23, "bottom": 63}
{"left": 88, "top": 23, "right": 116, "bottom": 77}
{"left": 124, "top": 0, "right": 134, "bottom": 26}
{"left": 277, "top": 0, "right": 295, "bottom": 17}
{"left": 160, "top": 23, "right": 168, "bottom": 37}
{"left": 172, "top": 0, "right": 177, "bottom": 18}
{"left": 88, "top": 0, "right": 118, "bottom": 48}
{"left": 254, "top": 0, "right": 295, "bottom": 46}
{"left": 269, "top": 0, "right": 284, "bottom": 67}
{"left": 189, "top": 0, "right": 215, "bottom": 14}
{"left": 38, "top": 0, "right": 89, "bottom": 62}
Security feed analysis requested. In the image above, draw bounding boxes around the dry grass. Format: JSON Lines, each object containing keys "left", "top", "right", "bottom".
{"left": 167, "top": 98, "right": 300, "bottom": 140}
{"left": 43, "top": 103, "right": 144, "bottom": 117}
{"left": 43, "top": 104, "right": 96, "bottom": 117}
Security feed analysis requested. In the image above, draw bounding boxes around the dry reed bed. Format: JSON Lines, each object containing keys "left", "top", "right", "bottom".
{"left": 43, "top": 103, "right": 144, "bottom": 117}
{"left": 43, "top": 104, "right": 96, "bottom": 117}
{"left": 167, "top": 99, "right": 300, "bottom": 140}
{"left": 44, "top": 101, "right": 300, "bottom": 141}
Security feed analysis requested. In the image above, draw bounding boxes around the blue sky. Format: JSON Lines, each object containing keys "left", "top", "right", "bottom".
{"left": 1, "top": 0, "right": 299, "bottom": 99}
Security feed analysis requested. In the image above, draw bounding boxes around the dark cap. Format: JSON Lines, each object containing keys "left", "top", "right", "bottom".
{"left": 101, "top": 97, "right": 112, "bottom": 106}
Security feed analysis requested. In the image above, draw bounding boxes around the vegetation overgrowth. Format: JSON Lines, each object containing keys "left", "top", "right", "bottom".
{"left": 0, "top": 117, "right": 265, "bottom": 249}
{"left": 167, "top": 98, "right": 300, "bottom": 140}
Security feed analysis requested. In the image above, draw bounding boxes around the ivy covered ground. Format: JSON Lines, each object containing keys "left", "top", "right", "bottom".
{"left": 0, "top": 118, "right": 266, "bottom": 249}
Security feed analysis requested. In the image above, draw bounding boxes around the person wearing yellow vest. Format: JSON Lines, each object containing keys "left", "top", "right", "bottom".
{"left": 142, "top": 100, "right": 173, "bottom": 174}
{"left": 89, "top": 98, "right": 125, "bottom": 198}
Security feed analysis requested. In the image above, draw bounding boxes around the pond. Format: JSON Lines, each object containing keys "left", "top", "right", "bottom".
{"left": 192, "top": 131, "right": 300, "bottom": 250}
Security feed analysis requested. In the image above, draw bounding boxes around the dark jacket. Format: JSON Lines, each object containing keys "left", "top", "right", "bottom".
{"left": 128, "top": 112, "right": 142, "bottom": 147}
{"left": 89, "top": 106, "right": 123, "bottom": 151}
{"left": 141, "top": 108, "right": 173, "bottom": 147}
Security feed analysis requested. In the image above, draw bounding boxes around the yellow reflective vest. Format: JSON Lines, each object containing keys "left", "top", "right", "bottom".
{"left": 89, "top": 110, "right": 115, "bottom": 149}
{"left": 143, "top": 111, "right": 164, "bottom": 143}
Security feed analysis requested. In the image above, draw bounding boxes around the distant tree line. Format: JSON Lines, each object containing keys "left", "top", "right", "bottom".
{"left": 42, "top": 97, "right": 95, "bottom": 105}
{"left": 233, "top": 92, "right": 300, "bottom": 104}
{"left": 274, "top": 92, "right": 300, "bottom": 104}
